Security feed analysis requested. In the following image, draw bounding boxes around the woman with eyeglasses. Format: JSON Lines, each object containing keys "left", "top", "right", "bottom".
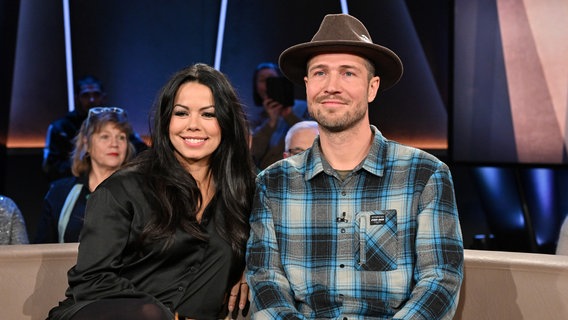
{"left": 34, "top": 108, "right": 136, "bottom": 244}
{"left": 47, "top": 63, "right": 256, "bottom": 320}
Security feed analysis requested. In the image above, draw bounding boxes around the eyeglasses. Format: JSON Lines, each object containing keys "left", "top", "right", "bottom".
{"left": 86, "top": 107, "right": 126, "bottom": 128}
{"left": 287, "top": 147, "right": 306, "bottom": 156}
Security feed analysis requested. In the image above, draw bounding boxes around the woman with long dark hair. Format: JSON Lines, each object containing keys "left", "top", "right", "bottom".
{"left": 48, "top": 63, "right": 256, "bottom": 320}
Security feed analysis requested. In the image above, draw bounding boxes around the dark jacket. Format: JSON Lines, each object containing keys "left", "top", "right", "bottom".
{"left": 34, "top": 176, "right": 90, "bottom": 243}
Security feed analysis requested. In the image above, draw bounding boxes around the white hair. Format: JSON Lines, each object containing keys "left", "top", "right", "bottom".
{"left": 284, "top": 120, "right": 319, "bottom": 151}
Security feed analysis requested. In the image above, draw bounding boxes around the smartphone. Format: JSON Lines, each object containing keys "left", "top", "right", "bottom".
{"left": 266, "top": 76, "right": 295, "bottom": 106}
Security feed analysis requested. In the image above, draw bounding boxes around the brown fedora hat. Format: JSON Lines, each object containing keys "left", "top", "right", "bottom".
{"left": 279, "top": 14, "right": 403, "bottom": 91}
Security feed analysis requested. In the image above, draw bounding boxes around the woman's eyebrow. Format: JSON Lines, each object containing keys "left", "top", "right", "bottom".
{"left": 173, "top": 104, "right": 215, "bottom": 110}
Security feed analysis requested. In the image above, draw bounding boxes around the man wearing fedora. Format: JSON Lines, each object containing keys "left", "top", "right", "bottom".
{"left": 246, "top": 13, "right": 464, "bottom": 319}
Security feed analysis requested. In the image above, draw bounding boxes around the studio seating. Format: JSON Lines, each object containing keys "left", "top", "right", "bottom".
{"left": 455, "top": 249, "right": 568, "bottom": 319}
{"left": 1, "top": 244, "right": 568, "bottom": 319}
{"left": 0, "top": 243, "right": 77, "bottom": 320}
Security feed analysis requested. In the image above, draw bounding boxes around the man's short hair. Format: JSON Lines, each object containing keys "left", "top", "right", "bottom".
{"left": 75, "top": 75, "right": 104, "bottom": 94}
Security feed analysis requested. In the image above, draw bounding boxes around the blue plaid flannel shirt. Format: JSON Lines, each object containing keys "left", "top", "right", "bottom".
{"left": 247, "top": 126, "right": 464, "bottom": 320}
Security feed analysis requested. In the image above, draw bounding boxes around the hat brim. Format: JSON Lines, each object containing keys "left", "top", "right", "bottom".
{"left": 279, "top": 40, "right": 403, "bottom": 91}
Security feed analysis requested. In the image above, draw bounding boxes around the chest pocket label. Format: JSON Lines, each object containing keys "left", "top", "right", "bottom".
{"left": 370, "top": 214, "right": 386, "bottom": 225}
{"left": 355, "top": 209, "right": 398, "bottom": 271}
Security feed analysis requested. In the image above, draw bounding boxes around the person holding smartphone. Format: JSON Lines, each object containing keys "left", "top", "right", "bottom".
{"left": 250, "top": 62, "right": 311, "bottom": 170}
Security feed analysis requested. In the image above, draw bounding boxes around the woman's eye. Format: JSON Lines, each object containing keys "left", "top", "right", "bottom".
{"left": 174, "top": 110, "right": 188, "bottom": 116}
{"left": 99, "top": 134, "right": 109, "bottom": 140}
{"left": 202, "top": 112, "right": 216, "bottom": 118}
{"left": 118, "top": 135, "right": 127, "bottom": 141}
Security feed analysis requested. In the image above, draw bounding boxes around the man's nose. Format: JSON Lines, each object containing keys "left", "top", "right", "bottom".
{"left": 324, "top": 74, "right": 340, "bottom": 93}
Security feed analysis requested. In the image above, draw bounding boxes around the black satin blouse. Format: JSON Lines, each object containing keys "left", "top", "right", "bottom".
{"left": 48, "top": 169, "right": 237, "bottom": 319}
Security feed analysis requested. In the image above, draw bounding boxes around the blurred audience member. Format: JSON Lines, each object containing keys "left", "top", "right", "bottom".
{"left": 250, "top": 62, "right": 310, "bottom": 169}
{"left": 0, "top": 195, "right": 29, "bottom": 244}
{"left": 42, "top": 75, "right": 147, "bottom": 182}
{"left": 557, "top": 215, "right": 568, "bottom": 255}
{"left": 283, "top": 120, "right": 319, "bottom": 159}
{"left": 35, "top": 107, "right": 135, "bottom": 243}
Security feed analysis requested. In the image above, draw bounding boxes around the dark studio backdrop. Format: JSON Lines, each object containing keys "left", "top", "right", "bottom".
{"left": 1, "top": 0, "right": 566, "bottom": 253}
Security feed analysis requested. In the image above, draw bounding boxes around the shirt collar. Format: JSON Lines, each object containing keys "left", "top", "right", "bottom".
{"left": 305, "top": 125, "right": 387, "bottom": 180}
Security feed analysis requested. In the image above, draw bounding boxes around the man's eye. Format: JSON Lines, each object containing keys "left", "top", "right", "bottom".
{"left": 345, "top": 71, "right": 354, "bottom": 77}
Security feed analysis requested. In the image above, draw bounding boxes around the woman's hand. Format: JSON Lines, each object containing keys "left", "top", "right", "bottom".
{"left": 227, "top": 273, "right": 249, "bottom": 319}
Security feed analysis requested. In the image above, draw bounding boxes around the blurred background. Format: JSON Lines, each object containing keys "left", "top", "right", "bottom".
{"left": 1, "top": 0, "right": 567, "bottom": 253}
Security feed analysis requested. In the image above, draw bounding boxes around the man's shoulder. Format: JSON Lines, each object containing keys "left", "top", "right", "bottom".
{"left": 49, "top": 111, "right": 82, "bottom": 131}
{"left": 380, "top": 140, "right": 450, "bottom": 179}
{"left": 383, "top": 138, "right": 442, "bottom": 162}
{"left": 258, "top": 155, "right": 311, "bottom": 183}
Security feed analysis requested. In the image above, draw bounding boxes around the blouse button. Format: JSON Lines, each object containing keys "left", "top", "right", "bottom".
{"left": 340, "top": 264, "right": 345, "bottom": 268}
{"left": 341, "top": 191, "right": 347, "bottom": 196}
{"left": 341, "top": 228, "right": 346, "bottom": 233}
{"left": 177, "top": 286, "right": 184, "bottom": 292}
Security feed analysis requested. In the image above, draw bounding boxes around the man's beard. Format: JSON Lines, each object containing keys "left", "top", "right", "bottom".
{"left": 309, "top": 102, "right": 367, "bottom": 133}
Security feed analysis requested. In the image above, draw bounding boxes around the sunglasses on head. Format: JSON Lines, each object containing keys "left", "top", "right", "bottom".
{"left": 86, "top": 107, "right": 126, "bottom": 128}
{"left": 88, "top": 107, "right": 125, "bottom": 117}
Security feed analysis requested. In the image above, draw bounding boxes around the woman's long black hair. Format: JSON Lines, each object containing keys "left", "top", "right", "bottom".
{"left": 130, "top": 63, "right": 255, "bottom": 267}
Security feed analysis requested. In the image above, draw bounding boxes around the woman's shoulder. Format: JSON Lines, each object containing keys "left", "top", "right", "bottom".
{"left": 99, "top": 166, "right": 146, "bottom": 191}
{"left": 48, "top": 176, "right": 80, "bottom": 192}
{"left": 43, "top": 177, "right": 82, "bottom": 208}
{"left": 85, "top": 167, "right": 149, "bottom": 211}
{"left": 0, "top": 195, "right": 18, "bottom": 213}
